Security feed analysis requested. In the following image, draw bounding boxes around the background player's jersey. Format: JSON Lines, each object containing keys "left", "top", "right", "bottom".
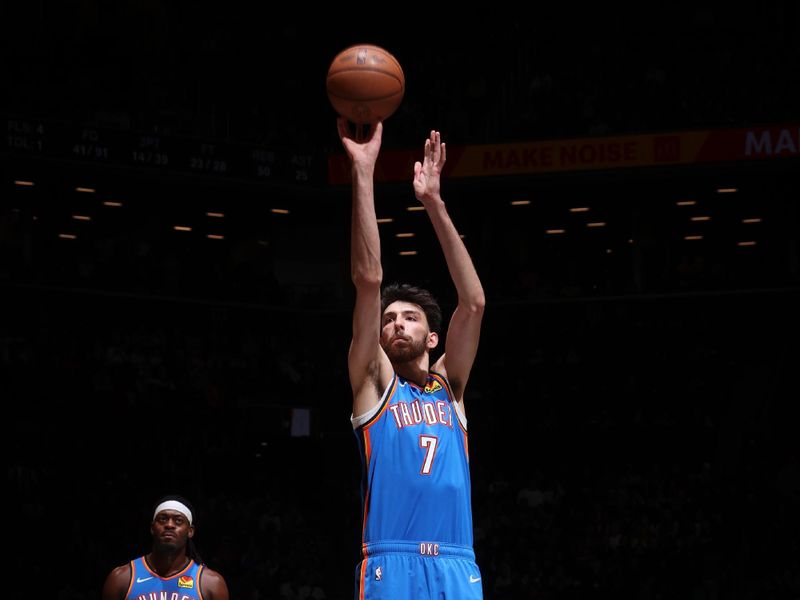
{"left": 352, "top": 371, "right": 473, "bottom": 548}
{"left": 126, "top": 556, "right": 204, "bottom": 600}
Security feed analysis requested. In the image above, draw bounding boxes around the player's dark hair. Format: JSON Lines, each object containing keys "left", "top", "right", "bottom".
{"left": 152, "top": 494, "right": 203, "bottom": 564}
{"left": 381, "top": 283, "right": 442, "bottom": 334}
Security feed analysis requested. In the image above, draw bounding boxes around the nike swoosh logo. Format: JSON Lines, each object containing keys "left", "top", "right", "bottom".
{"left": 136, "top": 577, "right": 154, "bottom": 583}
{"left": 469, "top": 575, "right": 481, "bottom": 583}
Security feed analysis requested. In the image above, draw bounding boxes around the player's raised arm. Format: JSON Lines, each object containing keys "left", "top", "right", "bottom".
{"left": 413, "top": 130, "right": 485, "bottom": 402}
{"left": 339, "top": 118, "right": 393, "bottom": 416}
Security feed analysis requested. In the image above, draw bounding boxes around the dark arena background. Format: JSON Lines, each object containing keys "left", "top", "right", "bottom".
{"left": 3, "top": 4, "right": 799, "bottom": 599}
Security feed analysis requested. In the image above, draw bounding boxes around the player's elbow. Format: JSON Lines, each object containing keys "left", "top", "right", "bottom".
{"left": 462, "top": 292, "right": 486, "bottom": 315}
{"left": 351, "top": 267, "right": 382, "bottom": 289}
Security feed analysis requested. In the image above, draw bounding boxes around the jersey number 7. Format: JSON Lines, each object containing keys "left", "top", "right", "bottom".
{"left": 419, "top": 435, "right": 439, "bottom": 475}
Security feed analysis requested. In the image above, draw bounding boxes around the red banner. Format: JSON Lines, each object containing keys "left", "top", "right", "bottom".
{"left": 327, "top": 124, "right": 798, "bottom": 184}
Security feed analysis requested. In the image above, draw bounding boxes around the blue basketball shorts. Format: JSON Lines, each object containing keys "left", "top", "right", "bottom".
{"left": 354, "top": 541, "right": 483, "bottom": 599}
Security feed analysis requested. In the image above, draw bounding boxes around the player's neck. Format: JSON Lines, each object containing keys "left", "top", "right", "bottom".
{"left": 393, "top": 356, "right": 430, "bottom": 387}
{"left": 147, "top": 551, "right": 190, "bottom": 577}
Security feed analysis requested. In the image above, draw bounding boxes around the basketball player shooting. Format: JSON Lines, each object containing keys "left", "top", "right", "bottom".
{"left": 339, "top": 117, "right": 486, "bottom": 599}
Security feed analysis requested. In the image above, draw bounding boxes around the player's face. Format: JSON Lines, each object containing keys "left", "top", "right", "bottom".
{"left": 151, "top": 510, "right": 193, "bottom": 551}
{"left": 380, "top": 300, "right": 435, "bottom": 363}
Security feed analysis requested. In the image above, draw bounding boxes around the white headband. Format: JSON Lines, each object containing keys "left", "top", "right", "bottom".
{"left": 153, "top": 500, "right": 193, "bottom": 525}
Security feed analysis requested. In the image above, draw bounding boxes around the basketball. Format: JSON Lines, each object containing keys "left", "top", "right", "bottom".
{"left": 326, "top": 44, "right": 405, "bottom": 125}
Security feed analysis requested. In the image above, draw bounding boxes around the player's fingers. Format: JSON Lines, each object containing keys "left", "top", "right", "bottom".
{"left": 337, "top": 117, "right": 348, "bottom": 140}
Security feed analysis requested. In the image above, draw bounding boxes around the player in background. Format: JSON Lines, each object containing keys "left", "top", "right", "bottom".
{"left": 102, "top": 495, "right": 229, "bottom": 600}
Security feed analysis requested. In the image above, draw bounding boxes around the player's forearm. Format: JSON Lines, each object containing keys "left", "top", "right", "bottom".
{"left": 350, "top": 166, "right": 382, "bottom": 286}
{"left": 426, "top": 197, "right": 485, "bottom": 310}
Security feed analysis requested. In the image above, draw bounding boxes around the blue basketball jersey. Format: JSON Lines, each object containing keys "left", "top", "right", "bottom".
{"left": 352, "top": 372, "right": 482, "bottom": 598}
{"left": 126, "top": 556, "right": 204, "bottom": 600}
{"left": 352, "top": 371, "right": 474, "bottom": 548}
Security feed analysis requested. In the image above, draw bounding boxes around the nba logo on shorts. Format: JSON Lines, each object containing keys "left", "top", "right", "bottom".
{"left": 375, "top": 566, "right": 382, "bottom": 581}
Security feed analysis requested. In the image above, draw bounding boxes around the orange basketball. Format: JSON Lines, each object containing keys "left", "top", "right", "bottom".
{"left": 326, "top": 44, "right": 405, "bottom": 125}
